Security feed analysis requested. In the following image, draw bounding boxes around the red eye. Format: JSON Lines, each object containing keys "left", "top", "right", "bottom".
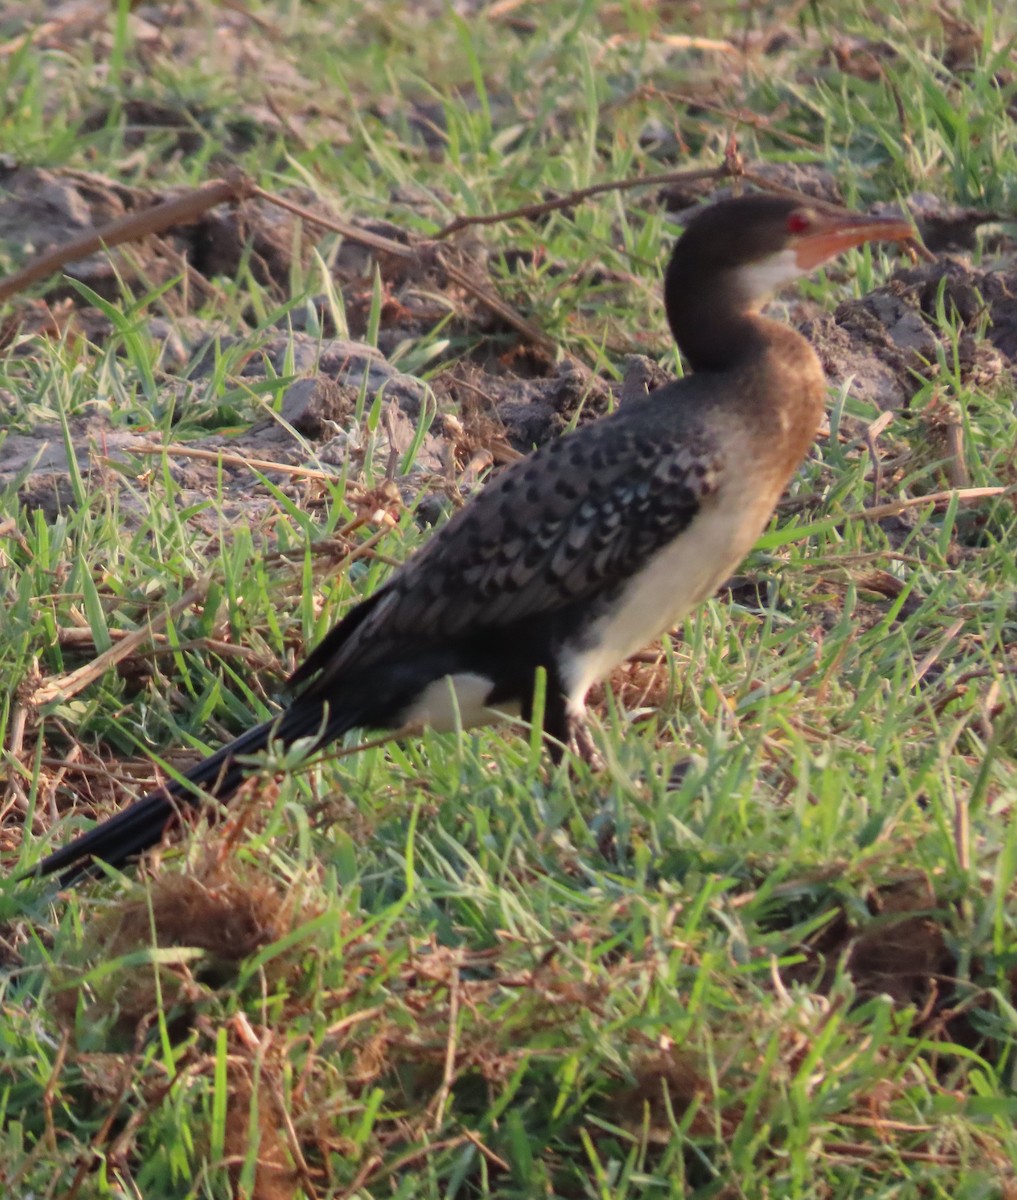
{"left": 787, "top": 210, "right": 811, "bottom": 234}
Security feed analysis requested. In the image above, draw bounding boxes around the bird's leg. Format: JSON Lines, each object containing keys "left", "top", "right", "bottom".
{"left": 566, "top": 709, "right": 604, "bottom": 770}
{"left": 535, "top": 679, "right": 604, "bottom": 769}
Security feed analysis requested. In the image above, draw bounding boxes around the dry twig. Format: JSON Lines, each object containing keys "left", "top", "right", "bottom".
{"left": 850, "top": 485, "right": 1014, "bottom": 522}
{"left": 0, "top": 174, "right": 255, "bottom": 303}
{"left": 27, "top": 578, "right": 212, "bottom": 707}
{"left": 434, "top": 165, "right": 728, "bottom": 239}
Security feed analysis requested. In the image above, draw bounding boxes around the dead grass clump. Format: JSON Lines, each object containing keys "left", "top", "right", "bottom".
{"left": 101, "top": 863, "right": 287, "bottom": 961}
{"left": 52, "top": 854, "right": 319, "bottom": 1044}
{"left": 779, "top": 874, "right": 1003, "bottom": 1055}
{"left": 612, "top": 1048, "right": 737, "bottom": 1142}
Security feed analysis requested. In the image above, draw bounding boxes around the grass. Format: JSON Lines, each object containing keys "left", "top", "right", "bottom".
{"left": 1, "top": 0, "right": 1017, "bottom": 1196}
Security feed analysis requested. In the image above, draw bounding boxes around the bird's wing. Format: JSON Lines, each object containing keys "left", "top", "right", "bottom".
{"left": 404, "top": 426, "right": 722, "bottom": 631}
{"left": 296, "top": 408, "right": 722, "bottom": 684}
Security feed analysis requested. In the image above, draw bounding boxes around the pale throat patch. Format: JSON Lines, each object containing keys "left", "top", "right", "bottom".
{"left": 736, "top": 248, "right": 803, "bottom": 301}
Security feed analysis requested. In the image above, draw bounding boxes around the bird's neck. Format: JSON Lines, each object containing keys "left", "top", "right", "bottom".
{"left": 667, "top": 275, "right": 827, "bottom": 474}
{"left": 666, "top": 285, "right": 777, "bottom": 374}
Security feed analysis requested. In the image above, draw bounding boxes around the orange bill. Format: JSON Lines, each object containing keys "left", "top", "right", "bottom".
{"left": 794, "top": 212, "right": 918, "bottom": 270}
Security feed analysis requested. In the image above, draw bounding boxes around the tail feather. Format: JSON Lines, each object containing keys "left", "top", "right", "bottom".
{"left": 33, "top": 695, "right": 353, "bottom": 883}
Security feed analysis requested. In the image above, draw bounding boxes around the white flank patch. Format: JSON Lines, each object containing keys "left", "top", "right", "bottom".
{"left": 402, "top": 672, "right": 518, "bottom": 731}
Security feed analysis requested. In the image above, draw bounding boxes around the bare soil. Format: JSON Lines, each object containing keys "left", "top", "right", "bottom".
{"left": 2, "top": 164, "right": 1014, "bottom": 527}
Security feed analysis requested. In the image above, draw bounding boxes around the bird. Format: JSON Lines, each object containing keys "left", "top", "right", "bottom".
{"left": 29, "top": 192, "right": 915, "bottom": 882}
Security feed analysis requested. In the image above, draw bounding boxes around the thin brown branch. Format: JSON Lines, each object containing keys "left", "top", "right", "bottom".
{"left": 27, "top": 577, "right": 212, "bottom": 707}
{"left": 0, "top": 173, "right": 255, "bottom": 304}
{"left": 251, "top": 185, "right": 415, "bottom": 257}
{"left": 0, "top": 700, "right": 29, "bottom": 819}
{"left": 436, "top": 248, "right": 562, "bottom": 359}
{"left": 251, "top": 185, "right": 561, "bottom": 357}
{"left": 58, "top": 1050, "right": 141, "bottom": 1200}
{"left": 125, "top": 439, "right": 358, "bottom": 486}
{"left": 264, "top": 1071, "right": 321, "bottom": 1200}
{"left": 943, "top": 415, "right": 970, "bottom": 487}
{"left": 433, "top": 165, "right": 729, "bottom": 239}
{"left": 336, "top": 1153, "right": 384, "bottom": 1200}
{"left": 824, "top": 1141, "right": 959, "bottom": 1165}
{"left": 848, "top": 485, "right": 1015, "bottom": 523}
{"left": 460, "top": 1128, "right": 511, "bottom": 1173}
{"left": 862, "top": 411, "right": 894, "bottom": 502}
{"left": 324, "top": 1005, "right": 386, "bottom": 1038}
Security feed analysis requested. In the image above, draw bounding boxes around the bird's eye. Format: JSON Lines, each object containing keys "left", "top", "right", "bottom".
{"left": 787, "top": 210, "right": 813, "bottom": 234}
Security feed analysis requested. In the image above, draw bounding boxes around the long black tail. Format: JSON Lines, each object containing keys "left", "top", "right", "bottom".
{"left": 32, "top": 695, "right": 353, "bottom": 884}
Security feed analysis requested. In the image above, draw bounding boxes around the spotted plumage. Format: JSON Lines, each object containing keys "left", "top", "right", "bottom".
{"left": 29, "top": 193, "right": 915, "bottom": 881}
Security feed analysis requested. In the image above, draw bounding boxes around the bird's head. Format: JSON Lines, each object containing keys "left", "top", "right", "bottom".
{"left": 667, "top": 193, "right": 915, "bottom": 313}
{"left": 664, "top": 193, "right": 916, "bottom": 369}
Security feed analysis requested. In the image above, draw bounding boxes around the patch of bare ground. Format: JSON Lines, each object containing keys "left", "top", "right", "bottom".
{"left": 2, "top": 163, "right": 1015, "bottom": 546}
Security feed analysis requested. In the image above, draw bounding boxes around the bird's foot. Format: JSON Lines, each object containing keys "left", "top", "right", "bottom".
{"left": 567, "top": 718, "right": 604, "bottom": 770}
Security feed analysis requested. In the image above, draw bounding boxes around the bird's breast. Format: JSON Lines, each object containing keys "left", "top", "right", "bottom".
{"left": 560, "top": 482, "right": 777, "bottom": 705}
